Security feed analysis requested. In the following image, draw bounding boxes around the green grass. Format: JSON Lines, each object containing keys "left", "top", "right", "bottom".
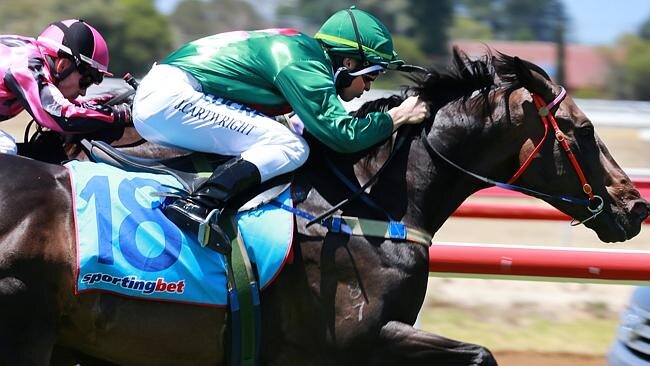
{"left": 417, "top": 304, "right": 620, "bottom": 355}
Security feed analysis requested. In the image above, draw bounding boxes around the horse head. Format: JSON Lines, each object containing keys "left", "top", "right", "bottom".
{"left": 415, "top": 48, "right": 649, "bottom": 242}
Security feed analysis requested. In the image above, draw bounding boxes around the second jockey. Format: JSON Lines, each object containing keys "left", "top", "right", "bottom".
{"left": 0, "top": 19, "right": 131, "bottom": 155}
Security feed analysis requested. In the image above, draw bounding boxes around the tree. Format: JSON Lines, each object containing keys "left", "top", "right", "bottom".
{"left": 0, "top": 0, "right": 173, "bottom": 78}
{"left": 406, "top": 0, "right": 453, "bottom": 55}
{"left": 603, "top": 16, "right": 650, "bottom": 100}
{"left": 640, "top": 16, "right": 650, "bottom": 41}
{"left": 458, "top": 0, "right": 568, "bottom": 42}
{"left": 0, "top": 0, "right": 62, "bottom": 36}
{"left": 169, "top": 0, "right": 268, "bottom": 45}
{"left": 276, "top": 0, "right": 452, "bottom": 57}
{"left": 83, "top": 0, "right": 173, "bottom": 77}
{"left": 608, "top": 35, "right": 650, "bottom": 100}
{"left": 555, "top": 23, "right": 566, "bottom": 87}
{"left": 449, "top": 16, "right": 494, "bottom": 41}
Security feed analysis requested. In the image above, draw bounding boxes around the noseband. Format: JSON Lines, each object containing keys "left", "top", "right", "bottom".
{"left": 422, "top": 86, "right": 604, "bottom": 226}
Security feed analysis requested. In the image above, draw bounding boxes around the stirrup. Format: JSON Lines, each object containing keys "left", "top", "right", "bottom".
{"left": 197, "top": 209, "right": 232, "bottom": 255}
{"left": 197, "top": 208, "right": 220, "bottom": 247}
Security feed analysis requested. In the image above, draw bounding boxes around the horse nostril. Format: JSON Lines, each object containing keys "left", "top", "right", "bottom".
{"left": 630, "top": 200, "right": 650, "bottom": 221}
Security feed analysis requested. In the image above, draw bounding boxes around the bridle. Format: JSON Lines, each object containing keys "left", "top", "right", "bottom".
{"left": 510, "top": 87, "right": 604, "bottom": 223}
{"left": 422, "top": 85, "right": 605, "bottom": 226}
{"left": 306, "top": 83, "right": 605, "bottom": 234}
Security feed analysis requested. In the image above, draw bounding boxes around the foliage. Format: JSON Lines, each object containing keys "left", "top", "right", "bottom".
{"left": 640, "top": 16, "right": 650, "bottom": 41}
{"left": 169, "top": 0, "right": 268, "bottom": 45}
{"left": 406, "top": 0, "right": 453, "bottom": 55}
{"left": 607, "top": 34, "right": 650, "bottom": 101}
{"left": 276, "top": 0, "right": 354, "bottom": 26}
{"left": 449, "top": 16, "right": 493, "bottom": 40}
{"left": 276, "top": 0, "right": 453, "bottom": 57}
{"left": 456, "top": 0, "right": 567, "bottom": 42}
{"left": 0, "top": 0, "right": 172, "bottom": 78}
{"left": 0, "top": 0, "right": 62, "bottom": 36}
{"left": 90, "top": 0, "right": 173, "bottom": 77}
{"left": 374, "top": 35, "right": 430, "bottom": 89}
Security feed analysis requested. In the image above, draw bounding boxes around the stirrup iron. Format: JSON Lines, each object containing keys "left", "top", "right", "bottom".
{"left": 197, "top": 208, "right": 221, "bottom": 247}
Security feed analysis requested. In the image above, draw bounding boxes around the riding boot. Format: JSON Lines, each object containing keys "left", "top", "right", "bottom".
{"left": 163, "top": 157, "right": 261, "bottom": 254}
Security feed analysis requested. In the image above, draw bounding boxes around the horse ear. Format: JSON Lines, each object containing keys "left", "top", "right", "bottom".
{"left": 513, "top": 57, "right": 534, "bottom": 87}
{"left": 513, "top": 56, "right": 554, "bottom": 101}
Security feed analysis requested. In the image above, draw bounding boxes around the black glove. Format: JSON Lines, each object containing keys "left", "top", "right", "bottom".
{"left": 112, "top": 103, "right": 132, "bottom": 126}
{"left": 82, "top": 94, "right": 115, "bottom": 106}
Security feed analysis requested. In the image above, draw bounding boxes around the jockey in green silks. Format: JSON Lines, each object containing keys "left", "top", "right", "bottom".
{"left": 131, "top": 6, "right": 429, "bottom": 253}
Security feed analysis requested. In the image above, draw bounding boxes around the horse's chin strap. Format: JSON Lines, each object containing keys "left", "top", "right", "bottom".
{"left": 421, "top": 85, "right": 604, "bottom": 226}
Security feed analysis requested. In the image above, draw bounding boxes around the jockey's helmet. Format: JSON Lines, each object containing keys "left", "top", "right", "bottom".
{"left": 315, "top": 7, "right": 404, "bottom": 70}
{"left": 37, "top": 19, "right": 112, "bottom": 77}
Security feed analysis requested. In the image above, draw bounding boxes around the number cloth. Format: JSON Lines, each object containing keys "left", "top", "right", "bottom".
{"left": 66, "top": 161, "right": 293, "bottom": 306}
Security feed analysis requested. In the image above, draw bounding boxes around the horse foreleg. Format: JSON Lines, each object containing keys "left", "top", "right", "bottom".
{"left": 369, "top": 321, "right": 497, "bottom": 366}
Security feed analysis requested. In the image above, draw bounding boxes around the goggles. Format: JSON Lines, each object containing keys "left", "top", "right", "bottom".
{"left": 362, "top": 70, "right": 381, "bottom": 83}
{"left": 77, "top": 63, "right": 104, "bottom": 89}
{"left": 349, "top": 63, "right": 385, "bottom": 83}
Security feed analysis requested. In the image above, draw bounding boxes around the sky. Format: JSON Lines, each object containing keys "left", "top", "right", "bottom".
{"left": 155, "top": 0, "right": 650, "bottom": 46}
{"left": 561, "top": 0, "right": 650, "bottom": 45}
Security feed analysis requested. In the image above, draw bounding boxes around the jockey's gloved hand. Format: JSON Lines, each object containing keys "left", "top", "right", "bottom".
{"left": 80, "top": 94, "right": 117, "bottom": 106}
{"left": 111, "top": 103, "right": 132, "bottom": 126}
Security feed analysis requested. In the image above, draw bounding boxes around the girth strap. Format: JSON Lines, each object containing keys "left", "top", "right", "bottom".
{"left": 224, "top": 216, "right": 261, "bottom": 366}
{"left": 269, "top": 199, "right": 432, "bottom": 246}
{"left": 328, "top": 216, "right": 432, "bottom": 246}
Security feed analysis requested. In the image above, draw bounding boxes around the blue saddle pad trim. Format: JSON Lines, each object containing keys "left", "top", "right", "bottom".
{"left": 65, "top": 161, "right": 293, "bottom": 307}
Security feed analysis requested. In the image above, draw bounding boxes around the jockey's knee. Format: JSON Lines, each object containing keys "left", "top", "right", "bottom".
{"left": 289, "top": 134, "right": 309, "bottom": 167}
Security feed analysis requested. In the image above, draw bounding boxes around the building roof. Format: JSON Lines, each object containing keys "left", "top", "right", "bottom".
{"left": 451, "top": 40, "right": 609, "bottom": 90}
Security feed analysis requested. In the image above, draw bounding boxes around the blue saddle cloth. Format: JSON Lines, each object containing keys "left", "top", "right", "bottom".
{"left": 65, "top": 161, "right": 293, "bottom": 307}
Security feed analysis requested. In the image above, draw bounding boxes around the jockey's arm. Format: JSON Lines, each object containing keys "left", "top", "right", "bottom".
{"left": 275, "top": 60, "right": 393, "bottom": 153}
{"left": 4, "top": 61, "right": 123, "bottom": 134}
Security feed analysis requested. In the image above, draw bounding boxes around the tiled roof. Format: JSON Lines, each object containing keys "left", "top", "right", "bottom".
{"left": 451, "top": 40, "right": 608, "bottom": 89}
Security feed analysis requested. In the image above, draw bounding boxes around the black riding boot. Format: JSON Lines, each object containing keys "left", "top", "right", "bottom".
{"left": 163, "top": 157, "right": 261, "bottom": 254}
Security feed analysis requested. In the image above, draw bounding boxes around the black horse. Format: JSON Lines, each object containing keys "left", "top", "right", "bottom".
{"left": 1, "top": 48, "right": 647, "bottom": 365}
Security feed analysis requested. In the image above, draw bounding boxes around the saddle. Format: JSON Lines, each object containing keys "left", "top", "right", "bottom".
{"left": 80, "top": 139, "right": 291, "bottom": 365}
{"left": 81, "top": 139, "right": 289, "bottom": 211}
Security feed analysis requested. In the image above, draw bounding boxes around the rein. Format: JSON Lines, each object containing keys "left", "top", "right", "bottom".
{"left": 298, "top": 125, "right": 433, "bottom": 246}
{"left": 306, "top": 126, "right": 413, "bottom": 227}
{"left": 422, "top": 86, "right": 604, "bottom": 226}
{"left": 23, "top": 79, "right": 145, "bottom": 151}
{"left": 104, "top": 83, "right": 147, "bottom": 148}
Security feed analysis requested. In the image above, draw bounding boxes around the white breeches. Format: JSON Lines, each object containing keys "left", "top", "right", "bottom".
{"left": 0, "top": 129, "right": 17, "bottom": 155}
{"left": 132, "top": 64, "right": 309, "bottom": 182}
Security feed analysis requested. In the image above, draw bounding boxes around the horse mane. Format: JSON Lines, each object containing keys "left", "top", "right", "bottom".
{"left": 341, "top": 47, "right": 497, "bottom": 164}
{"left": 410, "top": 46, "right": 495, "bottom": 111}
{"left": 492, "top": 50, "right": 552, "bottom": 92}
{"left": 353, "top": 47, "right": 496, "bottom": 121}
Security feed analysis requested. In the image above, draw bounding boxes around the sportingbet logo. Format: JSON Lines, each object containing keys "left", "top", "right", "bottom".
{"left": 82, "top": 272, "right": 186, "bottom": 295}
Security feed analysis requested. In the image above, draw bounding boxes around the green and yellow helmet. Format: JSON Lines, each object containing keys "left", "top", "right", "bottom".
{"left": 315, "top": 6, "right": 404, "bottom": 70}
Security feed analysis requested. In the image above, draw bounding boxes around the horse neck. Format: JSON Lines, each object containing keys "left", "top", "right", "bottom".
{"left": 360, "top": 99, "right": 519, "bottom": 236}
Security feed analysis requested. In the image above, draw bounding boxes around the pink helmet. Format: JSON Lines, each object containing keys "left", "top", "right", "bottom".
{"left": 37, "top": 19, "right": 112, "bottom": 76}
